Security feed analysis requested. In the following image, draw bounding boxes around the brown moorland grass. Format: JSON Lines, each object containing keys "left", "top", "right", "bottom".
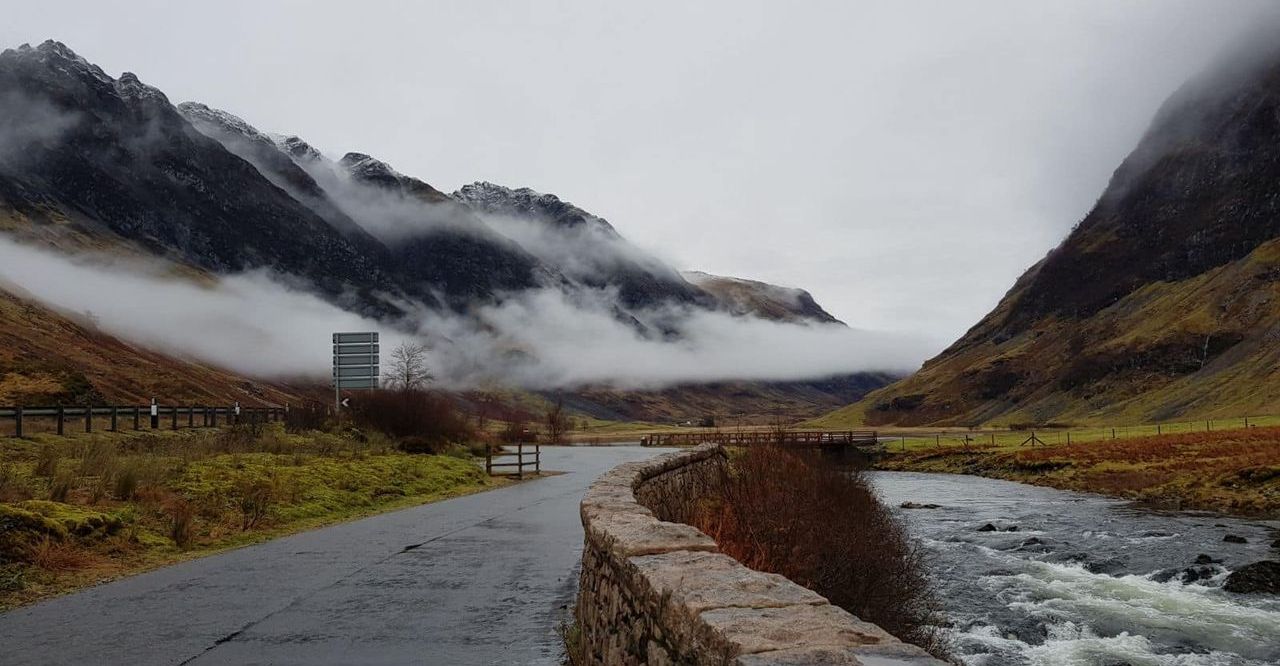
{"left": 876, "top": 425, "right": 1280, "bottom": 515}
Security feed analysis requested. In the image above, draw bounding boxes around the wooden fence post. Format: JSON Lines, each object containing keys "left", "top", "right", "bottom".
{"left": 535, "top": 442, "right": 541, "bottom": 475}
{"left": 517, "top": 441, "right": 524, "bottom": 480}
{"left": 57, "top": 406, "right": 65, "bottom": 436}
{"left": 133, "top": 407, "right": 140, "bottom": 431}
{"left": 188, "top": 406, "right": 194, "bottom": 429}
{"left": 171, "top": 406, "right": 178, "bottom": 431}
{"left": 85, "top": 406, "right": 92, "bottom": 433}
{"left": 111, "top": 407, "right": 118, "bottom": 432}
{"left": 14, "top": 406, "right": 22, "bottom": 439}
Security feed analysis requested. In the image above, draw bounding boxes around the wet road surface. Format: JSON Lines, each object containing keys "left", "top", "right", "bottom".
{"left": 0, "top": 445, "right": 664, "bottom": 666}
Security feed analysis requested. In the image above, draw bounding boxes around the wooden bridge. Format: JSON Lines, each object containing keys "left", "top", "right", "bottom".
{"left": 640, "top": 430, "right": 879, "bottom": 450}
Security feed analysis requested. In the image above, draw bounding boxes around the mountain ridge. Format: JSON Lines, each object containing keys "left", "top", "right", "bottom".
{"left": 837, "top": 39, "right": 1280, "bottom": 427}
{"left": 0, "top": 39, "right": 877, "bottom": 406}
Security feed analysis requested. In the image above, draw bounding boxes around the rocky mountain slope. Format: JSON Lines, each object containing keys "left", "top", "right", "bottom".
{"left": 0, "top": 42, "right": 412, "bottom": 317}
{"left": 453, "top": 182, "right": 712, "bottom": 309}
{"left": 0, "top": 40, "right": 880, "bottom": 409}
{"left": 0, "top": 41, "right": 836, "bottom": 325}
{"left": 682, "top": 271, "right": 841, "bottom": 324}
{"left": 843, "top": 41, "right": 1280, "bottom": 427}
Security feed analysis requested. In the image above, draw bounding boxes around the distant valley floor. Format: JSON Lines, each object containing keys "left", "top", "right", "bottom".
{"left": 874, "top": 426, "right": 1280, "bottom": 518}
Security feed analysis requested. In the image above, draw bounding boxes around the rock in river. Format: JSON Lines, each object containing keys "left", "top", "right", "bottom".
{"left": 1223, "top": 560, "right": 1280, "bottom": 594}
{"left": 1223, "top": 535, "right": 1248, "bottom": 544}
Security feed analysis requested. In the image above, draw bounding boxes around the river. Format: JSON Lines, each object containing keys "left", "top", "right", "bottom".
{"left": 868, "top": 471, "right": 1280, "bottom": 666}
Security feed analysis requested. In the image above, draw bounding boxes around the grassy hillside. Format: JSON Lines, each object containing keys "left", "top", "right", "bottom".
{"left": 841, "top": 43, "right": 1280, "bottom": 428}
{"left": 0, "top": 285, "right": 303, "bottom": 406}
{"left": 841, "top": 237, "right": 1280, "bottom": 427}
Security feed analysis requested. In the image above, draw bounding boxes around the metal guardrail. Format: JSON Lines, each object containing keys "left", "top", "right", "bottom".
{"left": 0, "top": 404, "right": 285, "bottom": 438}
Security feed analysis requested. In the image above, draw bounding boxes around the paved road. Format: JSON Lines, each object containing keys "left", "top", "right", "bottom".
{"left": 0, "top": 445, "right": 665, "bottom": 666}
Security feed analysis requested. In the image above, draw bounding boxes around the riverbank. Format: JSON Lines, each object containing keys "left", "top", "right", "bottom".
{"left": 874, "top": 425, "right": 1280, "bottom": 516}
{"left": 0, "top": 425, "right": 504, "bottom": 610}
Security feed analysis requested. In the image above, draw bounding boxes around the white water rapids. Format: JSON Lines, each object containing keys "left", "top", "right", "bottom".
{"left": 869, "top": 472, "right": 1280, "bottom": 666}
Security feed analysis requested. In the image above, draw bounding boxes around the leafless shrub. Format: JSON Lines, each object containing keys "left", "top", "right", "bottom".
{"left": 237, "top": 412, "right": 267, "bottom": 438}
{"left": 237, "top": 478, "right": 275, "bottom": 531}
{"left": 113, "top": 464, "right": 140, "bottom": 501}
{"left": 500, "top": 419, "right": 529, "bottom": 444}
{"left": 167, "top": 500, "right": 195, "bottom": 549}
{"left": 350, "top": 389, "right": 473, "bottom": 453}
{"left": 284, "top": 401, "right": 329, "bottom": 434}
{"left": 383, "top": 341, "right": 433, "bottom": 390}
{"left": 88, "top": 468, "right": 114, "bottom": 504}
{"left": 691, "top": 445, "right": 950, "bottom": 658}
{"left": 34, "top": 444, "right": 60, "bottom": 478}
{"left": 544, "top": 398, "right": 570, "bottom": 444}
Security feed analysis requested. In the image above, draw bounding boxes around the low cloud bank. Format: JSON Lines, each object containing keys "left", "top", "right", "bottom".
{"left": 297, "top": 157, "right": 475, "bottom": 245}
{"left": 0, "top": 91, "right": 82, "bottom": 165}
{"left": 0, "top": 237, "right": 931, "bottom": 388}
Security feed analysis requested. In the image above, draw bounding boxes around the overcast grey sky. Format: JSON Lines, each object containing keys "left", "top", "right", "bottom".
{"left": 2, "top": 1, "right": 1274, "bottom": 349}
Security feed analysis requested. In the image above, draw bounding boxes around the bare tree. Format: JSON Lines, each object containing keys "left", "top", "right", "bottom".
{"left": 544, "top": 397, "right": 571, "bottom": 444}
{"left": 384, "top": 341, "right": 433, "bottom": 390}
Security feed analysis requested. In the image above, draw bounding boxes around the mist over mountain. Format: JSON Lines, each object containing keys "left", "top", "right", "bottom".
{"left": 849, "top": 35, "right": 1280, "bottom": 426}
{"left": 0, "top": 40, "right": 923, "bottom": 396}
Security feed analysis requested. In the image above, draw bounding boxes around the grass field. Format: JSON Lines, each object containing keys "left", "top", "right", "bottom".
{"left": 875, "top": 424, "right": 1280, "bottom": 516}
{"left": 0, "top": 424, "right": 501, "bottom": 610}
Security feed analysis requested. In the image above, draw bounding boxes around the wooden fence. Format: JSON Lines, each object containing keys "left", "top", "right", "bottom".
{"left": 883, "top": 414, "right": 1280, "bottom": 451}
{"left": 485, "top": 442, "right": 541, "bottom": 479}
{"left": 0, "top": 404, "right": 285, "bottom": 438}
{"left": 640, "top": 430, "right": 878, "bottom": 448}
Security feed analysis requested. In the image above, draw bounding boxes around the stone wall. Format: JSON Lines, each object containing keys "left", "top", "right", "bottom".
{"left": 575, "top": 443, "right": 943, "bottom": 665}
